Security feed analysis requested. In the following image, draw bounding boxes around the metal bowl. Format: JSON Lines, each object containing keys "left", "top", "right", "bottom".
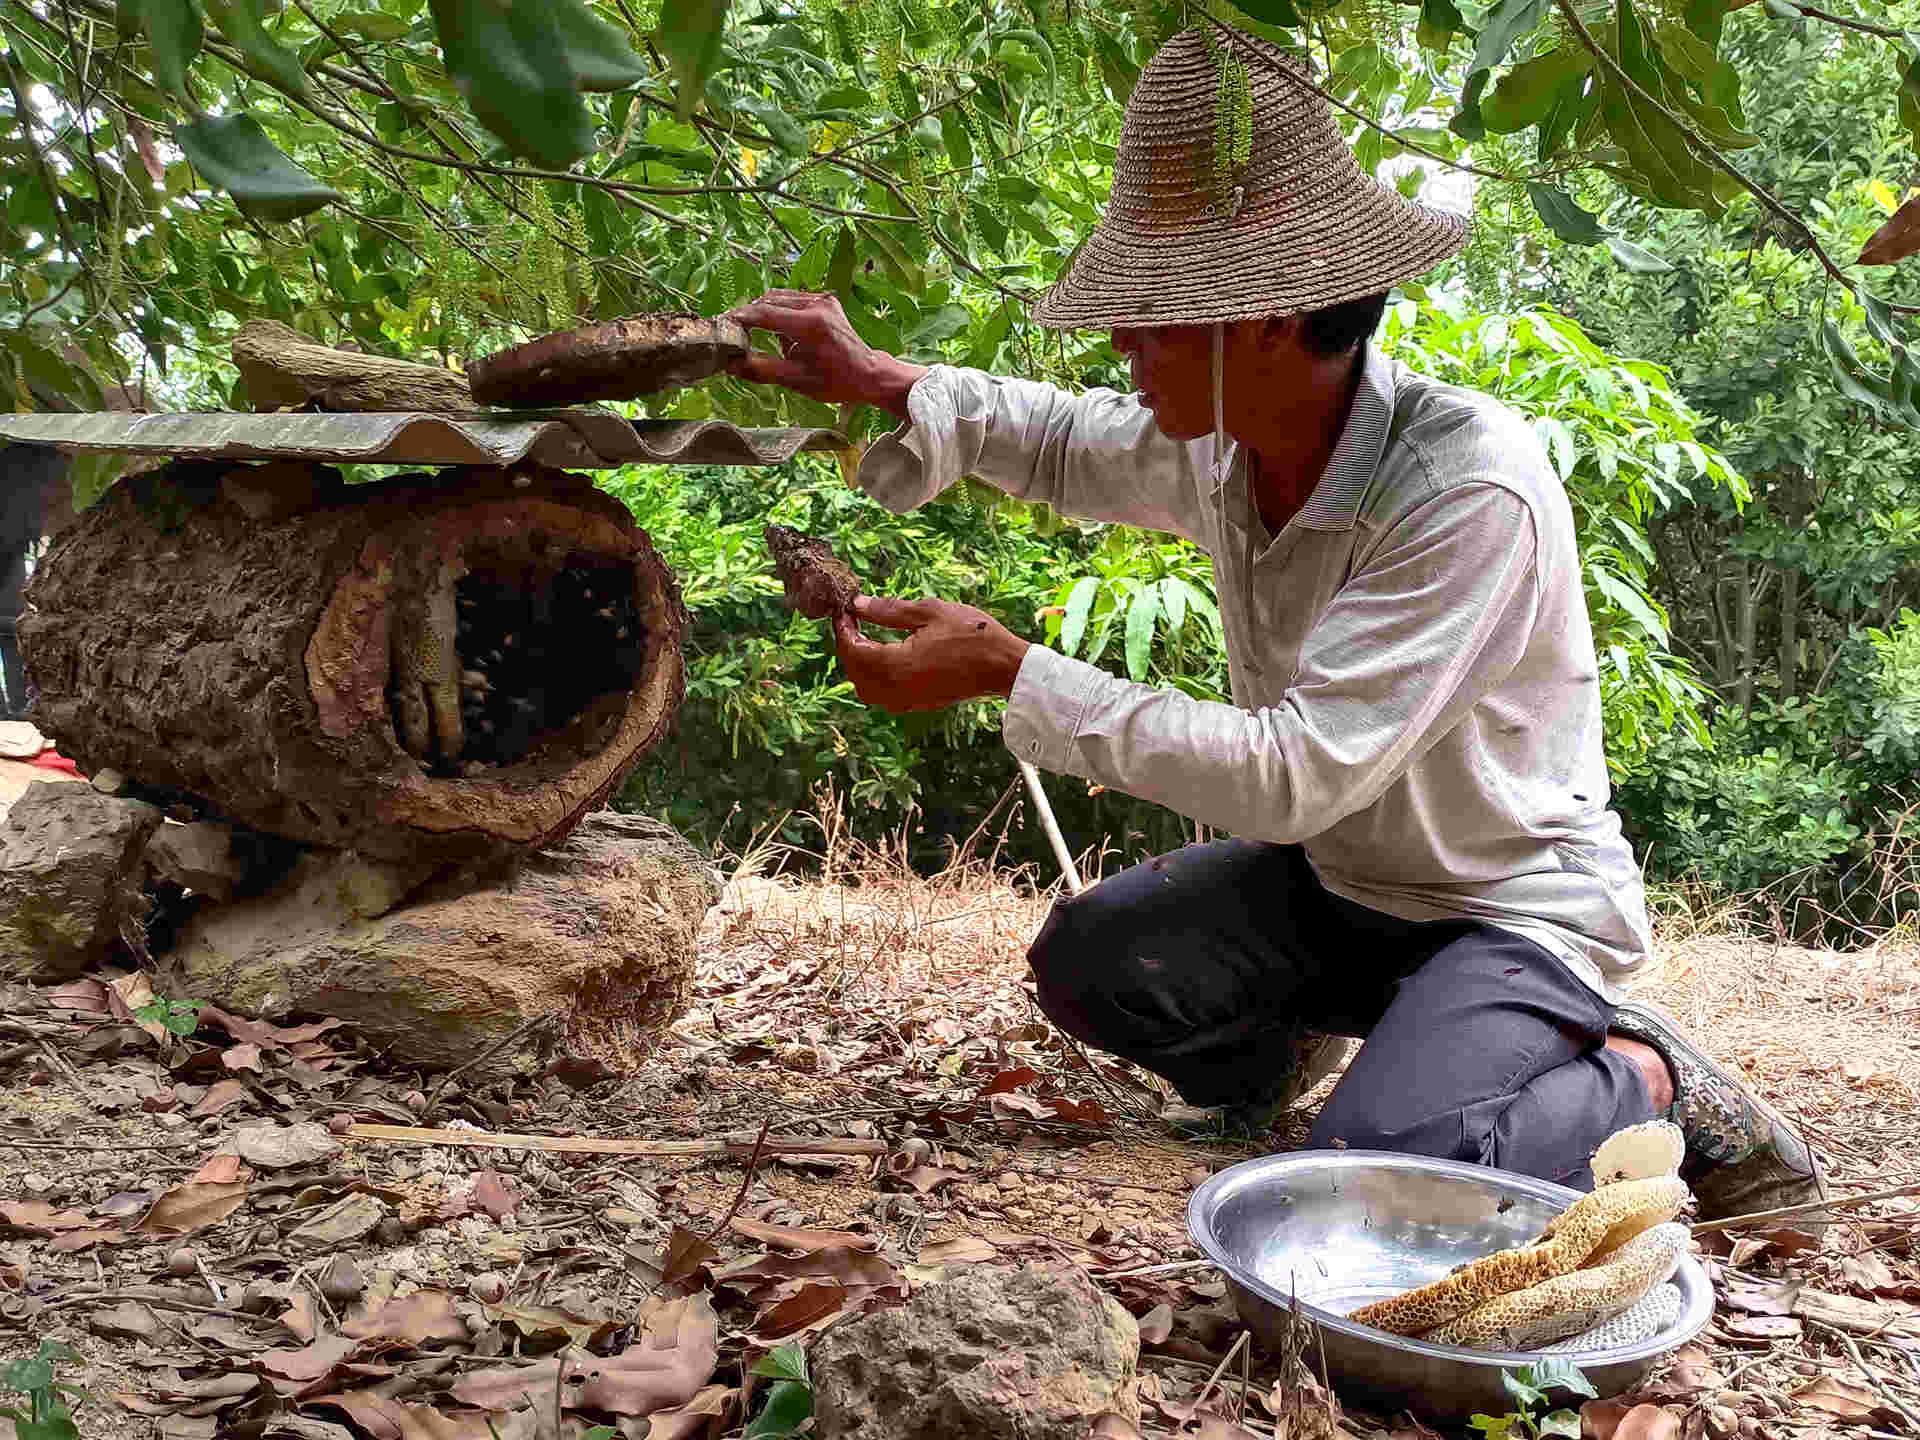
{"left": 1187, "top": 1150, "right": 1712, "bottom": 1421}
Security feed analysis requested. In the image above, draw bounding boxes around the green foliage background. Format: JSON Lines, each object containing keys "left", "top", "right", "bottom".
{"left": 3, "top": 0, "right": 1918, "bottom": 937}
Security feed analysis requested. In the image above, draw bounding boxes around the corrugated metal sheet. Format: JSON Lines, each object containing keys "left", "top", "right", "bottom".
{"left": 0, "top": 410, "right": 847, "bottom": 469}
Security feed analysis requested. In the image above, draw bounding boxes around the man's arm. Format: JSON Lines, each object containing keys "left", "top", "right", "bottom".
{"left": 729, "top": 292, "right": 1209, "bottom": 541}
{"left": 1004, "top": 484, "right": 1543, "bottom": 840}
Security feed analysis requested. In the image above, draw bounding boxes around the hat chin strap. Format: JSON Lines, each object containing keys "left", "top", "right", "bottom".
{"left": 1210, "top": 322, "right": 1228, "bottom": 487}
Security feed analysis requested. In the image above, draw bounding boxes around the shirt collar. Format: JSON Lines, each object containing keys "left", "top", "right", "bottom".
{"left": 1293, "top": 344, "right": 1396, "bottom": 533}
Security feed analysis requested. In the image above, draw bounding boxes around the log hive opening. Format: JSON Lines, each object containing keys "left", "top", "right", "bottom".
{"left": 25, "top": 461, "right": 686, "bottom": 861}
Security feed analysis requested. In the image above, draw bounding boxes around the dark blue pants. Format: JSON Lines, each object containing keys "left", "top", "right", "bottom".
{"left": 1027, "top": 840, "right": 1654, "bottom": 1190}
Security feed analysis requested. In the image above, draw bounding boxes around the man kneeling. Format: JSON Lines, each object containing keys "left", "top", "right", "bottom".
{"left": 727, "top": 28, "right": 1822, "bottom": 1222}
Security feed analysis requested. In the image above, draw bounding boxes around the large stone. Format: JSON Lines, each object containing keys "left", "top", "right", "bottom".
{"left": 145, "top": 821, "right": 250, "bottom": 902}
{"left": 811, "top": 1263, "right": 1141, "bottom": 1440}
{"left": 0, "top": 782, "right": 162, "bottom": 981}
{"left": 164, "top": 811, "right": 719, "bottom": 1076}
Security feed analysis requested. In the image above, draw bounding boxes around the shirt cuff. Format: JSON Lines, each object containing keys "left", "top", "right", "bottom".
{"left": 1002, "top": 644, "right": 1104, "bottom": 775}
{"left": 856, "top": 364, "right": 962, "bottom": 514}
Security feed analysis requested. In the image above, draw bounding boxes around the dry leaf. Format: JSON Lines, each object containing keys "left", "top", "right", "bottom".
{"left": 1050, "top": 1097, "right": 1111, "bottom": 1125}
{"left": 191, "top": 1080, "right": 250, "bottom": 1118}
{"left": 89, "top": 1300, "right": 167, "bottom": 1341}
{"left": 988, "top": 1091, "right": 1054, "bottom": 1120}
{"left": 753, "top": 1280, "right": 852, "bottom": 1339}
{"left": 1720, "top": 1315, "right": 1802, "bottom": 1340}
{"left": 49, "top": 1224, "right": 130, "bottom": 1252}
{"left": 1726, "top": 1237, "right": 1770, "bottom": 1267}
{"left": 642, "top": 1384, "right": 734, "bottom": 1440}
{"left": 1793, "top": 1376, "right": 1899, "bottom": 1425}
{"left": 453, "top": 1291, "right": 718, "bottom": 1417}
{"left": 341, "top": 1291, "right": 467, "bottom": 1346}
{"left": 1194, "top": 1418, "right": 1264, "bottom": 1440}
{"left": 1583, "top": 1400, "right": 1637, "bottom": 1440}
{"left": 262, "top": 1336, "right": 359, "bottom": 1384}
{"left": 1609, "top": 1405, "right": 1681, "bottom": 1440}
{"left": 470, "top": 1169, "right": 519, "bottom": 1221}
{"left": 287, "top": 1193, "right": 387, "bottom": 1248}
{"left": 47, "top": 978, "right": 113, "bottom": 1016}
{"left": 483, "top": 1302, "right": 612, "bottom": 1346}
{"left": 0, "top": 1200, "right": 95, "bottom": 1233}
{"left": 660, "top": 1225, "right": 720, "bottom": 1285}
{"left": 235, "top": 1122, "right": 342, "bottom": 1170}
{"left": 1089, "top": 1417, "right": 1148, "bottom": 1440}
{"left": 136, "top": 1180, "right": 250, "bottom": 1235}
{"left": 191, "top": 1153, "right": 252, "bottom": 1185}
{"left": 281, "top": 1292, "right": 319, "bottom": 1342}
{"left": 201, "top": 1008, "right": 344, "bottom": 1049}
{"left": 223, "top": 1043, "right": 265, "bottom": 1072}
{"left": 1840, "top": 1252, "right": 1899, "bottom": 1295}
{"left": 1860, "top": 194, "right": 1920, "bottom": 267}
{"left": 893, "top": 1163, "right": 966, "bottom": 1194}
{"left": 713, "top": 1247, "right": 901, "bottom": 1298}
{"left": 981, "top": 1066, "right": 1040, "bottom": 1095}
{"left": 729, "top": 1216, "right": 877, "bottom": 1252}
{"left": 1720, "top": 1278, "right": 1800, "bottom": 1316}
{"left": 1137, "top": 1303, "right": 1175, "bottom": 1345}
{"left": 917, "top": 1236, "right": 997, "bottom": 1265}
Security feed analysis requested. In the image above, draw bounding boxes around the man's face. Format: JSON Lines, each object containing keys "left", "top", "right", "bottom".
{"left": 1111, "top": 325, "right": 1217, "bottom": 440}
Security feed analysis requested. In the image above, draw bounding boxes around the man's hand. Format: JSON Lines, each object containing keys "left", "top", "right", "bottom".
{"left": 727, "top": 291, "right": 927, "bottom": 420}
{"left": 833, "top": 596, "right": 1031, "bottom": 713}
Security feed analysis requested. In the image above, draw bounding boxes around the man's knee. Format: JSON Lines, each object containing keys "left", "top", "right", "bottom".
{"left": 1027, "top": 883, "right": 1147, "bottom": 1041}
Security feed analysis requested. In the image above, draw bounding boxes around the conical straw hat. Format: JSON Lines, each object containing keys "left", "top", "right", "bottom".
{"left": 1031, "top": 26, "right": 1468, "bottom": 330}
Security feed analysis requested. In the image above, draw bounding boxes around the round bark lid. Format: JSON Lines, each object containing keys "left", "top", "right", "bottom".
{"left": 468, "top": 313, "right": 750, "bottom": 409}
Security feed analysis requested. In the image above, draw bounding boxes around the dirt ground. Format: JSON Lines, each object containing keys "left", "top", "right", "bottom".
{"left": 3, "top": 840, "right": 1918, "bottom": 1440}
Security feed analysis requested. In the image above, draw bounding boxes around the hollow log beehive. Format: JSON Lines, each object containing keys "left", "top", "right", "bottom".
{"left": 21, "top": 460, "right": 684, "bottom": 861}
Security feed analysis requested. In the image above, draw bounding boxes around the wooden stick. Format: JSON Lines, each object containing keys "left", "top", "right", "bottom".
{"left": 1693, "top": 1182, "right": 1920, "bottom": 1236}
{"left": 343, "top": 1122, "right": 889, "bottom": 1159}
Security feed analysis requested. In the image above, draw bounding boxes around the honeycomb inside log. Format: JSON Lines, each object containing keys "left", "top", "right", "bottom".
{"left": 386, "top": 534, "right": 647, "bottom": 778}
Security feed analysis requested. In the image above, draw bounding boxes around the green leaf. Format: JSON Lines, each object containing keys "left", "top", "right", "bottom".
{"left": 1502, "top": 1368, "right": 1550, "bottom": 1411}
{"left": 658, "top": 0, "right": 731, "bottom": 119}
{"left": 904, "top": 303, "right": 971, "bottom": 351}
{"left": 735, "top": 94, "right": 808, "bottom": 155}
{"left": 1469, "top": 0, "right": 1547, "bottom": 82}
{"left": 1418, "top": 0, "right": 1465, "bottom": 50}
{"left": 429, "top": 0, "right": 596, "bottom": 168}
{"left": 750, "top": 1343, "right": 809, "bottom": 1384}
{"left": 1591, "top": 566, "right": 1668, "bottom": 642}
{"left": 1224, "top": 0, "right": 1304, "bottom": 24}
{"left": 1160, "top": 575, "right": 1189, "bottom": 633}
{"left": 334, "top": 11, "right": 410, "bottom": 40}
{"left": 176, "top": 112, "right": 343, "bottom": 221}
{"left": 824, "top": 223, "right": 856, "bottom": 295}
{"left": 1469, "top": 1415, "right": 1519, "bottom": 1440}
{"left": 1761, "top": 0, "right": 1800, "bottom": 18}
{"left": 1540, "top": 1410, "right": 1584, "bottom": 1440}
{"left": 1900, "top": 55, "right": 1920, "bottom": 156}
{"left": 548, "top": 0, "right": 650, "bottom": 91}
{"left": 1528, "top": 182, "right": 1610, "bottom": 245}
{"left": 787, "top": 228, "right": 835, "bottom": 290}
{"left": 1481, "top": 49, "right": 1590, "bottom": 135}
{"left": 126, "top": 0, "right": 206, "bottom": 99}
{"left": 1605, "top": 236, "right": 1675, "bottom": 273}
{"left": 1824, "top": 319, "right": 1894, "bottom": 416}
{"left": 1520, "top": 1358, "right": 1600, "bottom": 1401}
{"left": 1, "top": 333, "right": 105, "bottom": 409}
{"left": 205, "top": 0, "right": 309, "bottom": 95}
{"left": 965, "top": 303, "right": 1012, "bottom": 370}
{"left": 1060, "top": 575, "right": 1099, "bottom": 657}
{"left": 742, "top": 1378, "right": 812, "bottom": 1439}
{"left": 1124, "top": 583, "right": 1160, "bottom": 681}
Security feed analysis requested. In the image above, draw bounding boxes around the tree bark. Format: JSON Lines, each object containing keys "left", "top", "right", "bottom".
{"left": 1778, "top": 565, "right": 1800, "bottom": 700}
{"left": 1734, "top": 555, "right": 1757, "bottom": 711}
{"left": 22, "top": 461, "right": 684, "bottom": 861}
{"left": 232, "top": 319, "right": 481, "bottom": 413}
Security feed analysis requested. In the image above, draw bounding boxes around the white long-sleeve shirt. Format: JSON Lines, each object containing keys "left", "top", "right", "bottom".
{"left": 858, "top": 347, "right": 1654, "bottom": 999}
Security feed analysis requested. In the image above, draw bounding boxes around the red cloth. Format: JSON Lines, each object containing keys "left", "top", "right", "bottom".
{"left": 30, "top": 750, "right": 80, "bottom": 775}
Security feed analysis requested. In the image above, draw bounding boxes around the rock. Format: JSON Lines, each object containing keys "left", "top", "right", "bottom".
{"left": 811, "top": 1262, "right": 1140, "bottom": 1440}
{"left": 234, "top": 1122, "right": 343, "bottom": 1170}
{"left": 288, "top": 1193, "right": 387, "bottom": 1250}
{"left": 165, "top": 812, "right": 719, "bottom": 1077}
{"left": 317, "top": 1255, "right": 364, "bottom": 1302}
{"left": 90, "top": 768, "right": 127, "bottom": 795}
{"left": 145, "top": 822, "right": 248, "bottom": 903}
{"left": 0, "top": 783, "right": 162, "bottom": 981}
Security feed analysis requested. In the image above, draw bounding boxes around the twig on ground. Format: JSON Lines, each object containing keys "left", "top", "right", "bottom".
{"left": 344, "top": 1122, "right": 889, "bottom": 1159}
{"left": 1183, "top": 1329, "right": 1253, "bottom": 1435}
{"left": 1693, "top": 1182, "right": 1920, "bottom": 1235}
{"left": 696, "top": 1120, "right": 771, "bottom": 1248}
{"left": 1813, "top": 1321, "right": 1920, "bottom": 1431}
{"left": 419, "top": 1014, "right": 557, "bottom": 1120}
{"left": 1096, "top": 1258, "right": 1219, "bottom": 1280}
